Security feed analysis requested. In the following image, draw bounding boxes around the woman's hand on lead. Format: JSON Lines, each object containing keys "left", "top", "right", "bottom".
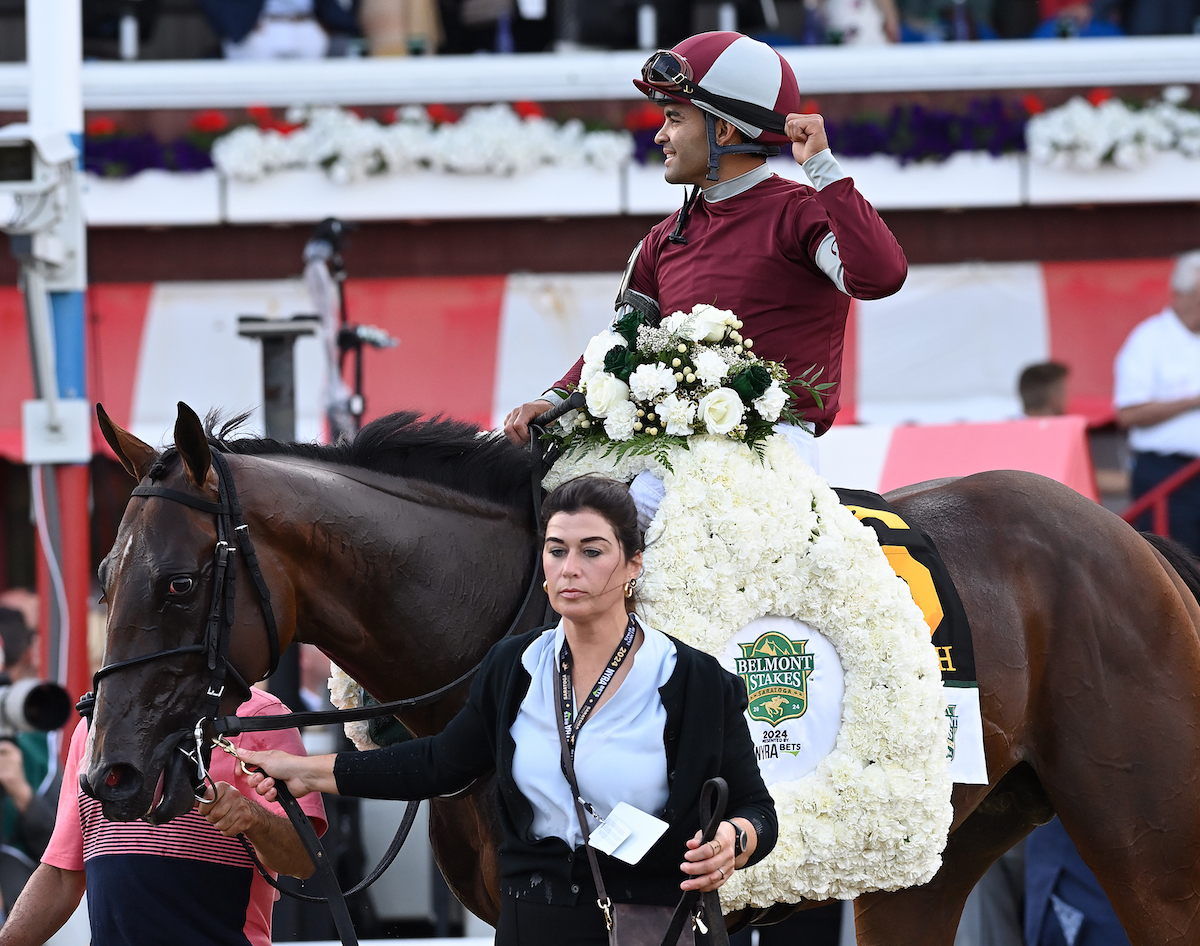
{"left": 235, "top": 749, "right": 339, "bottom": 801}
{"left": 679, "top": 820, "right": 737, "bottom": 892}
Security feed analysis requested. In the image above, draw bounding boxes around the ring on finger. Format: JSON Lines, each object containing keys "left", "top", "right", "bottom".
{"left": 710, "top": 838, "right": 722, "bottom": 856}
{"left": 717, "top": 867, "right": 725, "bottom": 880}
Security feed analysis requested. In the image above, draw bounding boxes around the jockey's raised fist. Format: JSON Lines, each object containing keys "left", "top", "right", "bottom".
{"left": 785, "top": 113, "right": 830, "bottom": 166}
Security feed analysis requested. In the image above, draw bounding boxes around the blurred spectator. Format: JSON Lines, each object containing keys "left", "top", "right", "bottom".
{"left": 197, "top": 0, "right": 359, "bottom": 58}
{"left": 1020, "top": 362, "right": 1069, "bottom": 416}
{"left": 1114, "top": 249, "right": 1200, "bottom": 556}
{"left": 1031, "top": 0, "right": 1123, "bottom": 37}
{"left": 82, "top": 0, "right": 162, "bottom": 53}
{"left": 825, "top": 0, "right": 901, "bottom": 42}
{"left": 898, "top": 0, "right": 997, "bottom": 40}
{"left": 360, "top": 0, "right": 440, "bottom": 52}
{"left": 954, "top": 843, "right": 1024, "bottom": 946}
{"left": 0, "top": 596, "right": 35, "bottom": 644}
{"left": 1125, "top": 0, "right": 1199, "bottom": 33}
{"left": 1018, "top": 362, "right": 1130, "bottom": 495}
{"left": 1025, "top": 818, "right": 1130, "bottom": 946}
{"left": 0, "top": 608, "right": 60, "bottom": 921}
{"left": 437, "top": 0, "right": 554, "bottom": 52}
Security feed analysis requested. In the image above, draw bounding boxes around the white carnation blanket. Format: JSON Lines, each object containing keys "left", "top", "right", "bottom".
{"left": 544, "top": 434, "right": 953, "bottom": 907}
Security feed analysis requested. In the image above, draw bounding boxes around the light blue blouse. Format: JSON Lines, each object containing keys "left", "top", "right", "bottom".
{"left": 510, "top": 617, "right": 678, "bottom": 848}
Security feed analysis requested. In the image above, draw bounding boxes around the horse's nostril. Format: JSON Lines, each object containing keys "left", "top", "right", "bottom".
{"left": 102, "top": 763, "right": 138, "bottom": 793}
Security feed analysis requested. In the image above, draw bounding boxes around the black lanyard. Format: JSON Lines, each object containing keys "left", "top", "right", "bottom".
{"left": 557, "top": 614, "right": 639, "bottom": 760}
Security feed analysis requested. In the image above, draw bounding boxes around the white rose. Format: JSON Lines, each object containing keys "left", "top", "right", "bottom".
{"left": 603, "top": 400, "right": 639, "bottom": 441}
{"left": 658, "top": 393, "right": 697, "bottom": 436}
{"left": 581, "top": 330, "right": 627, "bottom": 384}
{"left": 659, "top": 312, "right": 689, "bottom": 336}
{"left": 693, "top": 349, "right": 729, "bottom": 387}
{"left": 689, "top": 304, "right": 735, "bottom": 343}
{"left": 584, "top": 372, "right": 629, "bottom": 418}
{"left": 629, "top": 363, "right": 677, "bottom": 401}
{"left": 697, "top": 387, "right": 745, "bottom": 434}
{"left": 753, "top": 381, "right": 788, "bottom": 422}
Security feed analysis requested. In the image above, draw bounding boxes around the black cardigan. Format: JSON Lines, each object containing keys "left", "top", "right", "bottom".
{"left": 335, "top": 626, "right": 778, "bottom": 907}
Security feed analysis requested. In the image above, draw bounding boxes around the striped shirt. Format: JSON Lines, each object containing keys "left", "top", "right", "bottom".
{"left": 43, "top": 690, "right": 327, "bottom": 946}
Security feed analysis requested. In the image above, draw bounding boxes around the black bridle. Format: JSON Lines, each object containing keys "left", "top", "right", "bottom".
{"left": 79, "top": 450, "right": 279, "bottom": 734}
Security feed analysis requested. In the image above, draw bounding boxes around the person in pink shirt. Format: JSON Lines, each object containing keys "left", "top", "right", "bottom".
{"left": 0, "top": 687, "right": 326, "bottom": 946}
{"left": 504, "top": 31, "right": 907, "bottom": 447}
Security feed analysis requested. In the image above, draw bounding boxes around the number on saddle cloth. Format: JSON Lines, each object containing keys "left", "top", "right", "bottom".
{"left": 834, "top": 488, "right": 977, "bottom": 686}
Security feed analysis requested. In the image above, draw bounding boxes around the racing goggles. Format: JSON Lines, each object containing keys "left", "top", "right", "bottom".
{"left": 641, "top": 50, "right": 698, "bottom": 97}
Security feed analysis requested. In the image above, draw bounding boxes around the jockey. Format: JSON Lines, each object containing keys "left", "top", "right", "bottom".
{"left": 504, "top": 31, "right": 908, "bottom": 459}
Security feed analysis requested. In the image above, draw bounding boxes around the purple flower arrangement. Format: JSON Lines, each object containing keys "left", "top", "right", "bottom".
{"left": 825, "top": 97, "right": 1030, "bottom": 164}
{"left": 84, "top": 133, "right": 215, "bottom": 178}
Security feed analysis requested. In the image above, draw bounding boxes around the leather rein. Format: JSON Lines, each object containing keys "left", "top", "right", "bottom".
{"left": 78, "top": 401, "right": 576, "bottom": 945}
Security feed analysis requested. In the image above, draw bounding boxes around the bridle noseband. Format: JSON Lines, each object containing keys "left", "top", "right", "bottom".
{"left": 77, "top": 449, "right": 281, "bottom": 794}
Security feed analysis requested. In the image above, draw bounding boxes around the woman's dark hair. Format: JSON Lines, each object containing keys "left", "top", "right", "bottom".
{"left": 540, "top": 475, "right": 644, "bottom": 560}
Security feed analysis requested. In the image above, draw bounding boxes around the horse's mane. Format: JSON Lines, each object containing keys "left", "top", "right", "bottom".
{"left": 1142, "top": 531, "right": 1200, "bottom": 606}
{"left": 150, "top": 411, "right": 534, "bottom": 516}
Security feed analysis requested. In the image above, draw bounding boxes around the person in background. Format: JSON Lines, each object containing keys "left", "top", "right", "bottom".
{"left": 0, "top": 608, "right": 60, "bottom": 922}
{"left": 1019, "top": 361, "right": 1130, "bottom": 498}
{"left": 198, "top": 0, "right": 359, "bottom": 58}
{"left": 358, "top": 0, "right": 440, "bottom": 53}
{"left": 0, "top": 686, "right": 327, "bottom": 946}
{"left": 1124, "top": 0, "right": 1199, "bottom": 34}
{"left": 1020, "top": 362, "right": 1070, "bottom": 417}
{"left": 1025, "top": 818, "right": 1131, "bottom": 946}
{"left": 1114, "top": 249, "right": 1200, "bottom": 556}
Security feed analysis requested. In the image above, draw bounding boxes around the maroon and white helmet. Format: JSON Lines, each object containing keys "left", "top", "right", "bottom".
{"left": 634, "top": 32, "right": 801, "bottom": 146}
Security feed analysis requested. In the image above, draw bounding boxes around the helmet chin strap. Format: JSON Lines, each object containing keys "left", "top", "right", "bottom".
{"left": 704, "top": 111, "right": 781, "bottom": 181}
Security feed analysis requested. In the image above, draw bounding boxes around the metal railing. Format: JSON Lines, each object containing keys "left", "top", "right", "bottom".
{"left": 1120, "top": 456, "right": 1200, "bottom": 536}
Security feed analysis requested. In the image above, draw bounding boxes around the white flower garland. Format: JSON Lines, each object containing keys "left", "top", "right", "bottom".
{"left": 213, "top": 104, "right": 633, "bottom": 184}
{"left": 544, "top": 435, "right": 953, "bottom": 907}
{"left": 1026, "top": 85, "right": 1200, "bottom": 171}
{"left": 327, "top": 664, "right": 377, "bottom": 751}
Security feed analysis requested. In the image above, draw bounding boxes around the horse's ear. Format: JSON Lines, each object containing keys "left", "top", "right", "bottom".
{"left": 96, "top": 403, "right": 158, "bottom": 481}
{"left": 174, "top": 402, "right": 212, "bottom": 490}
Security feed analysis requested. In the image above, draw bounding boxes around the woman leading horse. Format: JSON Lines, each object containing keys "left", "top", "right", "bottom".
{"left": 239, "top": 474, "right": 776, "bottom": 945}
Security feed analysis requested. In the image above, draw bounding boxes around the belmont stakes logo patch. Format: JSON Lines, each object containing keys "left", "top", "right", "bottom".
{"left": 720, "top": 616, "right": 844, "bottom": 784}
{"left": 735, "top": 631, "right": 815, "bottom": 725}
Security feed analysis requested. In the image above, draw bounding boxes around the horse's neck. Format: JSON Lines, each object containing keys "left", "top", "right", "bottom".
{"left": 245, "top": 457, "right": 537, "bottom": 732}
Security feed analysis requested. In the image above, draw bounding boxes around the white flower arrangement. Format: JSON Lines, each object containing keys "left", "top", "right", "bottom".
{"left": 544, "top": 435, "right": 953, "bottom": 906}
{"left": 212, "top": 103, "right": 633, "bottom": 184}
{"left": 547, "top": 305, "right": 830, "bottom": 466}
{"left": 327, "top": 663, "right": 376, "bottom": 751}
{"left": 1026, "top": 85, "right": 1200, "bottom": 171}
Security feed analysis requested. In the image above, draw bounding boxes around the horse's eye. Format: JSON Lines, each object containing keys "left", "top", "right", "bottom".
{"left": 168, "top": 577, "right": 194, "bottom": 596}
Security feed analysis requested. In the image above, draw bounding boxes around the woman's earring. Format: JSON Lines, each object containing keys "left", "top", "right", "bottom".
{"left": 624, "top": 576, "right": 638, "bottom": 597}
{"left": 542, "top": 580, "right": 549, "bottom": 593}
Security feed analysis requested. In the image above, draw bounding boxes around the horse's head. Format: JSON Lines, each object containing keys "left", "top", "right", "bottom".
{"left": 89, "top": 402, "right": 279, "bottom": 824}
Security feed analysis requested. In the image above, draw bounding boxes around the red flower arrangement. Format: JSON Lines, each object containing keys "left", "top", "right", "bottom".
{"left": 190, "top": 110, "right": 230, "bottom": 135}
{"left": 1086, "top": 87, "right": 1114, "bottom": 106}
{"left": 513, "top": 100, "right": 547, "bottom": 120}
{"left": 86, "top": 116, "right": 118, "bottom": 137}
{"left": 1021, "top": 94, "right": 1046, "bottom": 115}
{"left": 425, "top": 104, "right": 461, "bottom": 125}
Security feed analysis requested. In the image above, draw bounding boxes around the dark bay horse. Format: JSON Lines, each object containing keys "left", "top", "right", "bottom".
{"left": 89, "top": 402, "right": 1200, "bottom": 945}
